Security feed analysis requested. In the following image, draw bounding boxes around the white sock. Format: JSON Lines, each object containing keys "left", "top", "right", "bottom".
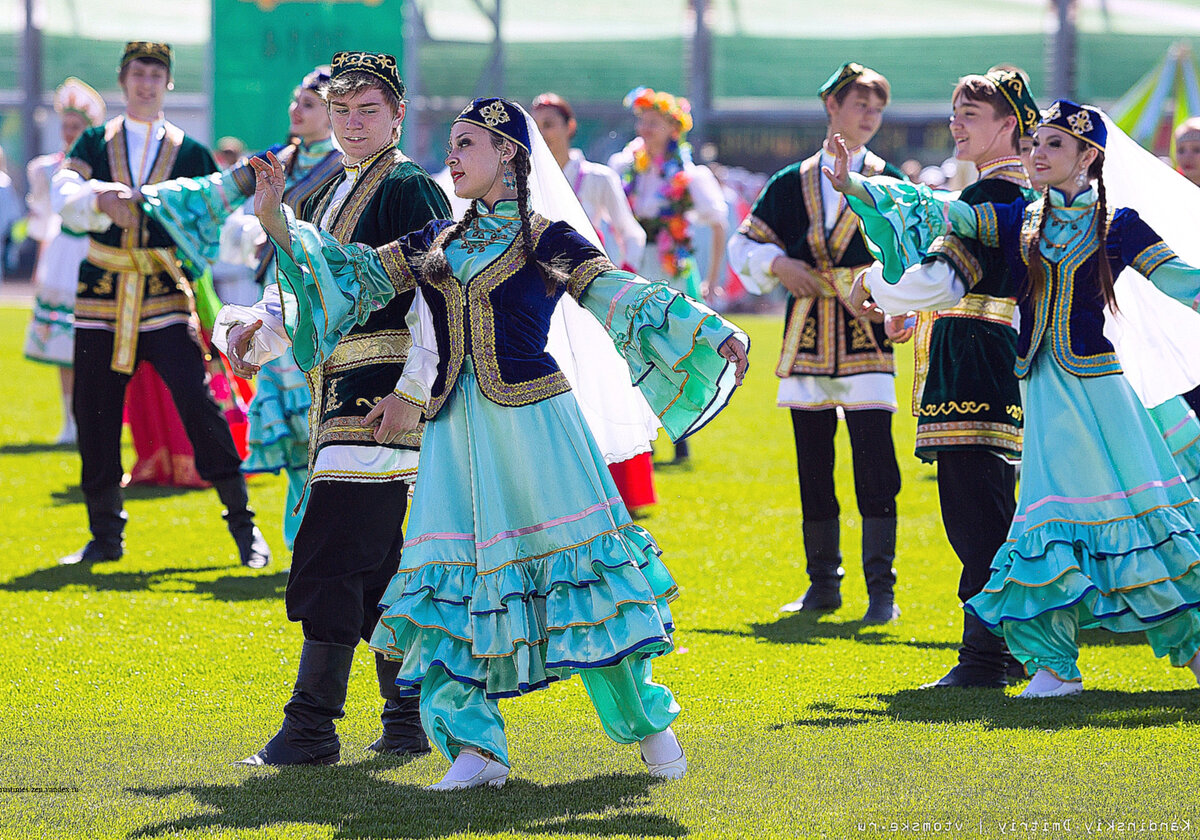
{"left": 440, "top": 747, "right": 489, "bottom": 783}
{"left": 640, "top": 728, "right": 682, "bottom": 764}
{"left": 1026, "top": 669, "right": 1069, "bottom": 693}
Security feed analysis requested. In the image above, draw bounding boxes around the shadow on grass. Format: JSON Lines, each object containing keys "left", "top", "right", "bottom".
{"left": 774, "top": 688, "right": 1200, "bottom": 732}
{"left": 128, "top": 766, "right": 685, "bottom": 839}
{"left": 691, "top": 612, "right": 958, "bottom": 650}
{"left": 0, "top": 563, "right": 288, "bottom": 601}
{"left": 0, "top": 441, "right": 76, "bottom": 455}
{"left": 49, "top": 483, "right": 206, "bottom": 505}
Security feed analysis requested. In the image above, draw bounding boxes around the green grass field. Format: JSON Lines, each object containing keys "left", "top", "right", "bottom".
{"left": 1, "top": 302, "right": 1198, "bottom": 840}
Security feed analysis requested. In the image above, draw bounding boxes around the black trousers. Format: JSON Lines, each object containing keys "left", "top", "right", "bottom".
{"left": 286, "top": 479, "right": 409, "bottom": 647}
{"left": 935, "top": 450, "right": 1016, "bottom": 604}
{"left": 73, "top": 325, "right": 242, "bottom": 493}
{"left": 790, "top": 408, "right": 901, "bottom": 523}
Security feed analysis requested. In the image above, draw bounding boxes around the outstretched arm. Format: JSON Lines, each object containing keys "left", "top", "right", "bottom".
{"left": 821, "top": 134, "right": 871, "bottom": 202}
{"left": 249, "top": 152, "right": 292, "bottom": 260}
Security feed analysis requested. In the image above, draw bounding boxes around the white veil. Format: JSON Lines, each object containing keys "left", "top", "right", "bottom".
{"left": 1100, "top": 113, "right": 1200, "bottom": 408}
{"left": 514, "top": 103, "right": 663, "bottom": 461}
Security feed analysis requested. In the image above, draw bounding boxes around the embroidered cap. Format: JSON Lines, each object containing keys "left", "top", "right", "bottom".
{"left": 120, "top": 41, "right": 172, "bottom": 73}
{"left": 1040, "top": 99, "right": 1106, "bottom": 151}
{"left": 986, "top": 68, "right": 1041, "bottom": 137}
{"left": 54, "top": 77, "right": 106, "bottom": 127}
{"left": 330, "top": 51, "right": 405, "bottom": 100}
{"left": 454, "top": 97, "right": 531, "bottom": 152}
{"left": 301, "top": 65, "right": 332, "bottom": 93}
{"left": 819, "top": 62, "right": 866, "bottom": 101}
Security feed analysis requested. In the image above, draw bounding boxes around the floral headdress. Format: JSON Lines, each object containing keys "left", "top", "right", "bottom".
{"left": 624, "top": 87, "right": 693, "bottom": 135}
{"left": 54, "top": 77, "right": 106, "bottom": 127}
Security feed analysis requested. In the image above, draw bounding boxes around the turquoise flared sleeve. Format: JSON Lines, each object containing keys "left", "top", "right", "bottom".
{"left": 139, "top": 169, "right": 248, "bottom": 278}
{"left": 844, "top": 173, "right": 978, "bottom": 284}
{"left": 271, "top": 206, "right": 398, "bottom": 370}
{"left": 578, "top": 271, "right": 748, "bottom": 440}
{"left": 1147, "top": 257, "right": 1200, "bottom": 309}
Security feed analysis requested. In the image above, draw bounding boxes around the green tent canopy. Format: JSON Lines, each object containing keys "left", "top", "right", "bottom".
{"left": 1110, "top": 41, "right": 1200, "bottom": 156}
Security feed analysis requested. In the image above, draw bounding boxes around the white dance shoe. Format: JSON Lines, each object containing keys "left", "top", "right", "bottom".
{"left": 426, "top": 747, "right": 509, "bottom": 791}
{"left": 1018, "top": 669, "right": 1083, "bottom": 698}
{"left": 639, "top": 727, "right": 686, "bottom": 780}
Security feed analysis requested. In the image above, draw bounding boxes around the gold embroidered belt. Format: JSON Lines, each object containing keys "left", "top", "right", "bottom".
{"left": 813, "top": 266, "right": 862, "bottom": 299}
{"left": 911, "top": 294, "right": 1017, "bottom": 414}
{"left": 86, "top": 240, "right": 190, "bottom": 374}
{"left": 939, "top": 293, "right": 1016, "bottom": 326}
{"left": 323, "top": 329, "right": 413, "bottom": 374}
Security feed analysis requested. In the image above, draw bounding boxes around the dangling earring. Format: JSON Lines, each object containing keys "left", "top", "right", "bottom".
{"left": 1075, "top": 168, "right": 1088, "bottom": 188}
{"left": 502, "top": 160, "right": 516, "bottom": 191}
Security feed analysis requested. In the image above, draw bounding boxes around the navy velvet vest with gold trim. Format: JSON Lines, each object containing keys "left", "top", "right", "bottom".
{"left": 377, "top": 213, "right": 617, "bottom": 418}
{"left": 981, "top": 199, "right": 1175, "bottom": 378}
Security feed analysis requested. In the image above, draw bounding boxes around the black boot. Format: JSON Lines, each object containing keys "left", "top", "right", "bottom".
{"left": 59, "top": 487, "right": 126, "bottom": 565}
{"left": 672, "top": 439, "right": 690, "bottom": 465}
{"left": 924, "top": 614, "right": 1008, "bottom": 688}
{"left": 861, "top": 516, "right": 899, "bottom": 624}
{"left": 367, "top": 654, "right": 430, "bottom": 757}
{"left": 782, "top": 519, "right": 843, "bottom": 612}
{"left": 214, "top": 476, "right": 272, "bottom": 569}
{"left": 240, "top": 640, "right": 354, "bottom": 766}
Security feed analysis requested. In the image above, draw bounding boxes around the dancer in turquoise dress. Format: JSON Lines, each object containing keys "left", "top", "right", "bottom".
{"left": 248, "top": 97, "right": 748, "bottom": 786}
{"left": 829, "top": 100, "right": 1200, "bottom": 698}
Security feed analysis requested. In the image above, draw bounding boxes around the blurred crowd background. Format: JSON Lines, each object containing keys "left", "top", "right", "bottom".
{"left": 1, "top": 0, "right": 1199, "bottom": 308}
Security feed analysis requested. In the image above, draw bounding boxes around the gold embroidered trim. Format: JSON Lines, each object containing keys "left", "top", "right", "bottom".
{"left": 392, "top": 389, "right": 425, "bottom": 409}
{"left": 1132, "top": 241, "right": 1177, "bottom": 278}
{"left": 975, "top": 204, "right": 1000, "bottom": 248}
{"left": 737, "top": 213, "right": 785, "bottom": 249}
{"left": 918, "top": 400, "right": 991, "bottom": 417}
{"left": 930, "top": 235, "right": 983, "bottom": 290}
{"left": 1007, "top": 404, "right": 1024, "bottom": 420}
{"left": 420, "top": 227, "right": 467, "bottom": 419}
{"left": 314, "top": 417, "right": 423, "bottom": 448}
{"left": 378, "top": 240, "right": 418, "bottom": 295}
{"left": 566, "top": 255, "right": 617, "bottom": 300}
{"left": 99, "top": 117, "right": 188, "bottom": 373}
{"left": 323, "top": 329, "right": 412, "bottom": 374}
{"left": 62, "top": 157, "right": 92, "bottom": 180}
{"left": 942, "top": 293, "right": 1017, "bottom": 325}
{"left": 469, "top": 215, "right": 573, "bottom": 408}
{"left": 325, "top": 149, "right": 406, "bottom": 244}
{"left": 74, "top": 294, "right": 190, "bottom": 320}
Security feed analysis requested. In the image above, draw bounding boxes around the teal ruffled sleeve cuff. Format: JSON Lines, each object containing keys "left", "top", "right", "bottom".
{"left": 844, "top": 174, "right": 975, "bottom": 285}
{"left": 579, "top": 271, "right": 748, "bottom": 441}
{"left": 139, "top": 169, "right": 247, "bottom": 277}
{"left": 272, "top": 206, "right": 397, "bottom": 370}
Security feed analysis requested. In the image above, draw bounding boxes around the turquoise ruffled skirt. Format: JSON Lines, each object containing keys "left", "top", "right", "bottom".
{"left": 966, "top": 354, "right": 1200, "bottom": 640}
{"left": 241, "top": 350, "right": 311, "bottom": 474}
{"left": 368, "top": 358, "right": 678, "bottom": 699}
{"left": 1149, "top": 396, "right": 1200, "bottom": 499}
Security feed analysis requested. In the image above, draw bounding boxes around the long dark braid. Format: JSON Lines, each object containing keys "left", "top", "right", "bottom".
{"left": 1021, "top": 187, "right": 1053, "bottom": 304}
{"left": 418, "top": 202, "right": 480, "bottom": 285}
{"left": 512, "top": 147, "right": 568, "bottom": 294}
{"left": 1022, "top": 149, "right": 1115, "bottom": 312}
{"left": 1092, "top": 157, "right": 1118, "bottom": 312}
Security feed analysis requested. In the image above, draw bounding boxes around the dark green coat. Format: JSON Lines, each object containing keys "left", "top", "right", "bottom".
{"left": 296, "top": 147, "right": 452, "bottom": 458}
{"left": 912, "top": 167, "right": 1028, "bottom": 462}
{"left": 63, "top": 116, "right": 216, "bottom": 372}
{"left": 739, "top": 149, "right": 904, "bottom": 378}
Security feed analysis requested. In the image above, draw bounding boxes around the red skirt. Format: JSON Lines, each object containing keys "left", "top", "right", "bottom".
{"left": 607, "top": 452, "right": 657, "bottom": 511}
